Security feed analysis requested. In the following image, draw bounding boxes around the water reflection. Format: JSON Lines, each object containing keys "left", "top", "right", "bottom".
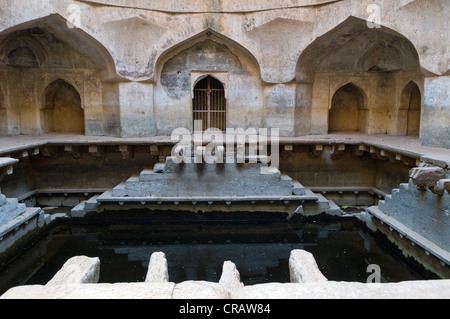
{"left": 0, "top": 218, "right": 429, "bottom": 295}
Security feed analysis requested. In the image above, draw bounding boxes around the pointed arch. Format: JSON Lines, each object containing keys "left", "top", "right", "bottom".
{"left": 193, "top": 75, "right": 226, "bottom": 131}
{"left": 297, "top": 16, "right": 422, "bottom": 135}
{"left": 153, "top": 29, "right": 264, "bottom": 135}
{"left": 0, "top": 14, "right": 118, "bottom": 81}
{"left": 155, "top": 29, "right": 261, "bottom": 82}
{"left": 42, "top": 79, "right": 84, "bottom": 134}
{"left": 0, "top": 14, "right": 119, "bottom": 136}
{"left": 399, "top": 81, "right": 421, "bottom": 136}
{"left": 296, "top": 16, "right": 421, "bottom": 83}
{"left": 329, "top": 83, "right": 367, "bottom": 133}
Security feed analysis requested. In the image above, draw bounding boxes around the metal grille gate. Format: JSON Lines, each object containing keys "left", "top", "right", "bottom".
{"left": 193, "top": 76, "right": 226, "bottom": 131}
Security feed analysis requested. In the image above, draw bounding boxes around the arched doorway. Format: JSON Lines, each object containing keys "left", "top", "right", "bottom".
{"left": 42, "top": 79, "right": 84, "bottom": 134}
{"left": 193, "top": 76, "right": 226, "bottom": 131}
{"left": 329, "top": 83, "right": 367, "bottom": 133}
{"left": 400, "top": 81, "right": 421, "bottom": 136}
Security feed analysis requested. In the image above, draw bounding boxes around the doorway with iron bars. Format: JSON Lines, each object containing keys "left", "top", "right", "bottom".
{"left": 193, "top": 75, "right": 226, "bottom": 131}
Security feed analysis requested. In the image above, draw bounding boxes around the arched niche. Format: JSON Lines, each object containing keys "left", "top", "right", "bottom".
{"left": 154, "top": 29, "right": 263, "bottom": 135}
{"left": 296, "top": 17, "right": 420, "bottom": 83}
{"left": 399, "top": 81, "right": 421, "bottom": 136}
{"left": 0, "top": 14, "right": 119, "bottom": 136}
{"left": 295, "top": 17, "right": 422, "bottom": 135}
{"left": 329, "top": 83, "right": 367, "bottom": 133}
{"left": 42, "top": 79, "right": 84, "bottom": 134}
{"left": 7, "top": 46, "right": 39, "bottom": 67}
{"left": 0, "top": 14, "right": 118, "bottom": 81}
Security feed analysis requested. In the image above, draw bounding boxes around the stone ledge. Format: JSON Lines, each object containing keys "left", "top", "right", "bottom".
{"left": 230, "top": 280, "right": 450, "bottom": 299}
{"left": 0, "top": 207, "right": 43, "bottom": 239}
{"left": 366, "top": 206, "right": 450, "bottom": 265}
{"left": 2, "top": 280, "right": 449, "bottom": 299}
{"left": 2, "top": 250, "right": 450, "bottom": 299}
{"left": 0, "top": 282, "right": 176, "bottom": 299}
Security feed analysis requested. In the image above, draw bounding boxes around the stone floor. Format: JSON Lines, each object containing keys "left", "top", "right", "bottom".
{"left": 0, "top": 132, "right": 448, "bottom": 165}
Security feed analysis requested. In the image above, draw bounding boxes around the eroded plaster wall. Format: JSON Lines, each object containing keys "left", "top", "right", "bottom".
{"left": 421, "top": 76, "right": 450, "bottom": 149}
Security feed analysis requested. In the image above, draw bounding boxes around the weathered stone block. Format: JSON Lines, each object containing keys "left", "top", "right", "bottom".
{"left": 145, "top": 252, "right": 169, "bottom": 283}
{"left": 46, "top": 256, "right": 100, "bottom": 286}
{"left": 219, "top": 261, "right": 243, "bottom": 292}
{"left": 289, "top": 249, "right": 328, "bottom": 283}
{"left": 409, "top": 167, "right": 446, "bottom": 190}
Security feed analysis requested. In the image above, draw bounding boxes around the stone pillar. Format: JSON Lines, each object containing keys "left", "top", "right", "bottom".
{"left": 421, "top": 75, "right": 450, "bottom": 148}
{"left": 84, "top": 74, "right": 105, "bottom": 136}
{"left": 119, "top": 82, "right": 156, "bottom": 137}
{"left": 295, "top": 83, "right": 312, "bottom": 136}
{"left": 264, "top": 84, "right": 296, "bottom": 136}
{"left": 310, "top": 76, "right": 329, "bottom": 135}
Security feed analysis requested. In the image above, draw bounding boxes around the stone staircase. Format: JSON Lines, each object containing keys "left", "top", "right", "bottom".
{"left": 365, "top": 165, "right": 450, "bottom": 267}
{"left": 0, "top": 197, "right": 27, "bottom": 226}
{"left": 72, "top": 156, "right": 341, "bottom": 218}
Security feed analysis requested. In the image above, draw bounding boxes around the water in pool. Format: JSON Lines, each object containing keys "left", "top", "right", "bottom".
{"left": 0, "top": 211, "right": 433, "bottom": 295}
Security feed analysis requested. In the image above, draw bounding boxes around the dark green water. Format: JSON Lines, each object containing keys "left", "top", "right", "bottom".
{"left": 0, "top": 212, "right": 432, "bottom": 295}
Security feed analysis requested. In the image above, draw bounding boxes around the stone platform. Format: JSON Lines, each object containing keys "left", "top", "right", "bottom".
{"left": 72, "top": 155, "right": 341, "bottom": 218}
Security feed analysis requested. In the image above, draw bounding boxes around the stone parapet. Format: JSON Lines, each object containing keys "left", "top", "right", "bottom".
{"left": 2, "top": 251, "right": 449, "bottom": 299}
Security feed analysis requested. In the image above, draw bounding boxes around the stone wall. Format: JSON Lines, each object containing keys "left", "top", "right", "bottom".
{"left": 421, "top": 76, "right": 450, "bottom": 149}
{"left": 0, "top": 0, "right": 447, "bottom": 145}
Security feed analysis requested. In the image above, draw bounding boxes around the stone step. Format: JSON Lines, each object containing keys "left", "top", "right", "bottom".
{"left": 152, "top": 163, "right": 166, "bottom": 173}
{"left": 377, "top": 199, "right": 387, "bottom": 211}
{"left": 315, "top": 193, "right": 331, "bottom": 209}
{"left": 391, "top": 189, "right": 401, "bottom": 200}
{"left": 124, "top": 178, "right": 294, "bottom": 197}
{"left": 84, "top": 195, "right": 100, "bottom": 211}
{"left": 291, "top": 180, "right": 306, "bottom": 196}
{"left": 124, "top": 176, "right": 141, "bottom": 189}
{"left": 399, "top": 183, "right": 410, "bottom": 192}
{"left": 139, "top": 170, "right": 177, "bottom": 182}
{"left": 0, "top": 207, "right": 43, "bottom": 239}
{"left": 0, "top": 200, "right": 27, "bottom": 225}
{"left": 280, "top": 174, "right": 293, "bottom": 187}
{"left": 71, "top": 196, "right": 100, "bottom": 218}
{"left": 112, "top": 182, "right": 126, "bottom": 197}
{"left": 326, "top": 199, "right": 342, "bottom": 216}
{"left": 163, "top": 156, "right": 276, "bottom": 177}
{"left": 71, "top": 201, "right": 87, "bottom": 218}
